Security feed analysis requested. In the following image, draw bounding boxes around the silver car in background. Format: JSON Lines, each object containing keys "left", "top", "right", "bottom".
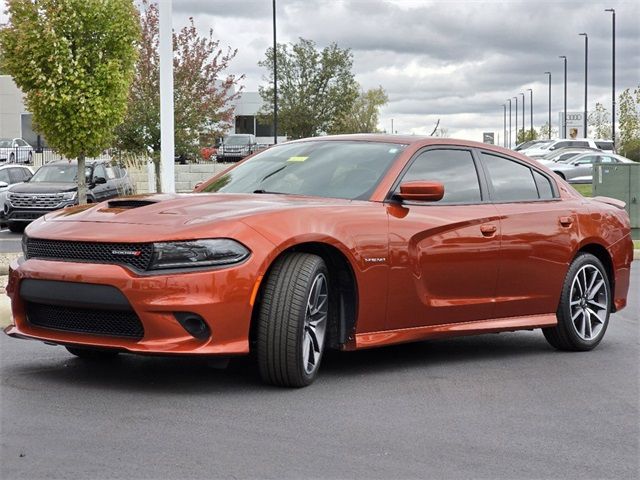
{"left": 550, "top": 152, "right": 634, "bottom": 183}
{"left": 0, "top": 164, "right": 34, "bottom": 220}
{"left": 535, "top": 147, "right": 602, "bottom": 167}
{"left": 0, "top": 138, "right": 34, "bottom": 164}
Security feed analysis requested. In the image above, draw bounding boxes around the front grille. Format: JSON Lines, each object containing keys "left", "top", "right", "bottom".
{"left": 9, "top": 193, "right": 65, "bottom": 209}
{"left": 25, "top": 302, "right": 144, "bottom": 339}
{"left": 25, "top": 238, "right": 153, "bottom": 272}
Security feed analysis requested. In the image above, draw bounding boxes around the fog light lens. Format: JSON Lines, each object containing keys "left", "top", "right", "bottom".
{"left": 174, "top": 312, "right": 211, "bottom": 340}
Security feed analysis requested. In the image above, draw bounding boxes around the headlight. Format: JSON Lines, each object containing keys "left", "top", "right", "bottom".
{"left": 61, "top": 191, "right": 77, "bottom": 201}
{"left": 149, "top": 239, "right": 250, "bottom": 270}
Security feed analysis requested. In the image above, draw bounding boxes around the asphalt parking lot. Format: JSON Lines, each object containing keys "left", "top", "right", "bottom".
{"left": 0, "top": 261, "right": 637, "bottom": 479}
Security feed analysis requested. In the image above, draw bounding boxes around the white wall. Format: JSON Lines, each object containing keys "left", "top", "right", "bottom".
{"left": 128, "top": 162, "right": 231, "bottom": 194}
{"left": 0, "top": 75, "right": 27, "bottom": 139}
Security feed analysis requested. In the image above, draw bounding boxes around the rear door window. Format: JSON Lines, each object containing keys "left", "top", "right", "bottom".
{"left": 595, "top": 141, "right": 614, "bottom": 151}
{"left": 481, "top": 153, "right": 539, "bottom": 202}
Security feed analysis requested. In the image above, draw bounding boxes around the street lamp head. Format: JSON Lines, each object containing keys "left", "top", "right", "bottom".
{"left": 544, "top": 71, "right": 551, "bottom": 75}
{"left": 579, "top": 32, "right": 587, "bottom": 37}
{"left": 605, "top": 8, "right": 614, "bottom": 12}
{"left": 527, "top": 88, "right": 533, "bottom": 92}
{"left": 559, "top": 55, "right": 566, "bottom": 59}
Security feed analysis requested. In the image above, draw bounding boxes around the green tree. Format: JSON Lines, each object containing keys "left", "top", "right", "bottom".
{"left": 0, "top": 0, "right": 140, "bottom": 204}
{"left": 330, "top": 87, "right": 388, "bottom": 134}
{"left": 259, "top": 38, "right": 359, "bottom": 138}
{"left": 114, "top": 0, "right": 242, "bottom": 188}
{"left": 618, "top": 86, "right": 640, "bottom": 157}
{"left": 516, "top": 129, "right": 538, "bottom": 144}
{"left": 588, "top": 102, "right": 611, "bottom": 139}
{"left": 538, "top": 122, "right": 558, "bottom": 139}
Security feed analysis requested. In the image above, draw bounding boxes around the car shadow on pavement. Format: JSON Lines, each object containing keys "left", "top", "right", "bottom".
{"left": 7, "top": 330, "right": 557, "bottom": 392}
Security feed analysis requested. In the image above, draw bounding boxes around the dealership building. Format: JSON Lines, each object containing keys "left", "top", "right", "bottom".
{"left": 1, "top": 75, "right": 284, "bottom": 148}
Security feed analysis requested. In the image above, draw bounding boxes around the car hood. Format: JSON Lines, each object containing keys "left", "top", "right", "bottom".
{"left": 44, "top": 193, "right": 355, "bottom": 228}
{"left": 9, "top": 182, "right": 77, "bottom": 194}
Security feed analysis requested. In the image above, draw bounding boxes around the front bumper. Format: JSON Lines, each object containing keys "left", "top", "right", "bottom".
{"left": 4, "top": 202, "right": 76, "bottom": 223}
{"left": 4, "top": 256, "right": 263, "bottom": 355}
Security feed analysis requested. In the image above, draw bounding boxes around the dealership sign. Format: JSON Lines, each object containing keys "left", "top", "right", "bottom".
{"left": 559, "top": 111, "right": 585, "bottom": 138}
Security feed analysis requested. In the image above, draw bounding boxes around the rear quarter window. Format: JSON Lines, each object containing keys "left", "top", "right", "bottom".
{"left": 481, "top": 153, "right": 540, "bottom": 202}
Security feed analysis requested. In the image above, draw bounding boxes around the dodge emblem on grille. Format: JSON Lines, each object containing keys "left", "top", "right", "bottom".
{"left": 111, "top": 250, "right": 142, "bottom": 257}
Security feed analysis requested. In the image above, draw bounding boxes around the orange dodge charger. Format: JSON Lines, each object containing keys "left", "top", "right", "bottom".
{"left": 5, "top": 136, "right": 634, "bottom": 387}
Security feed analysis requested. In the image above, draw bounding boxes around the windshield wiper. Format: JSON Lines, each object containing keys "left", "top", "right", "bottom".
{"left": 253, "top": 189, "right": 285, "bottom": 194}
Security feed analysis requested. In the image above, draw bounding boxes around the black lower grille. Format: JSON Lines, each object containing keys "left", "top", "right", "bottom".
{"left": 25, "top": 238, "right": 153, "bottom": 272}
{"left": 25, "top": 302, "right": 144, "bottom": 339}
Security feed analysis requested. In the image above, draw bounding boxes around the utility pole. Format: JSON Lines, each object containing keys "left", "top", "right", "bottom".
{"left": 579, "top": 33, "right": 588, "bottom": 136}
{"left": 544, "top": 72, "right": 551, "bottom": 139}
{"left": 272, "top": 0, "right": 278, "bottom": 144}
{"left": 605, "top": 8, "right": 616, "bottom": 145}
{"left": 559, "top": 56, "right": 567, "bottom": 138}
{"left": 507, "top": 99, "right": 512, "bottom": 148}
{"left": 503, "top": 104, "right": 507, "bottom": 147}
{"left": 527, "top": 89, "right": 533, "bottom": 135}
{"left": 514, "top": 96, "right": 518, "bottom": 144}
{"left": 159, "top": 0, "right": 175, "bottom": 193}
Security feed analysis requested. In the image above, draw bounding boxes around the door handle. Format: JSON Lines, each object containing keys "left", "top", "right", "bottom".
{"left": 480, "top": 224, "right": 497, "bottom": 236}
{"left": 559, "top": 216, "right": 573, "bottom": 227}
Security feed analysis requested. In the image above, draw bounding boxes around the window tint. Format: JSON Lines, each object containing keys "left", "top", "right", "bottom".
{"left": 399, "top": 149, "right": 481, "bottom": 203}
{"left": 554, "top": 141, "right": 570, "bottom": 149}
{"left": 596, "top": 141, "right": 614, "bottom": 150}
{"left": 559, "top": 153, "right": 577, "bottom": 161}
{"left": 93, "top": 164, "right": 106, "bottom": 179}
{"left": 571, "top": 141, "right": 589, "bottom": 148}
{"left": 533, "top": 171, "right": 554, "bottom": 199}
{"left": 598, "top": 155, "right": 615, "bottom": 163}
{"left": 8, "top": 168, "right": 25, "bottom": 183}
{"left": 574, "top": 155, "right": 597, "bottom": 165}
{"left": 481, "top": 153, "right": 538, "bottom": 202}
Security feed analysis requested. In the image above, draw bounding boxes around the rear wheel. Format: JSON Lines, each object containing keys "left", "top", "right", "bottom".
{"left": 256, "top": 253, "right": 329, "bottom": 387}
{"left": 543, "top": 253, "right": 611, "bottom": 351}
{"left": 66, "top": 346, "right": 120, "bottom": 361}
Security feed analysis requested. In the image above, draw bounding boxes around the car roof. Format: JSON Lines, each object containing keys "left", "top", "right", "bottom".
{"left": 0, "top": 163, "right": 31, "bottom": 170}
{"left": 46, "top": 159, "right": 104, "bottom": 166}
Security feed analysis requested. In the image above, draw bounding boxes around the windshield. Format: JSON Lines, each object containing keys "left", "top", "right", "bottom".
{"left": 224, "top": 136, "right": 252, "bottom": 146}
{"left": 202, "top": 140, "right": 407, "bottom": 200}
{"left": 0, "top": 139, "right": 12, "bottom": 148}
{"left": 30, "top": 164, "right": 92, "bottom": 183}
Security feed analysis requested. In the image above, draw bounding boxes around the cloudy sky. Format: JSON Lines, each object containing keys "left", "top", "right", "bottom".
{"left": 3, "top": 0, "right": 639, "bottom": 143}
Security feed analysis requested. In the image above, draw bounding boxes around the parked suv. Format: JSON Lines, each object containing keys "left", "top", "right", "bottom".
{"left": 523, "top": 138, "right": 614, "bottom": 158}
{"left": 217, "top": 134, "right": 257, "bottom": 162}
{"left": 4, "top": 160, "right": 133, "bottom": 232}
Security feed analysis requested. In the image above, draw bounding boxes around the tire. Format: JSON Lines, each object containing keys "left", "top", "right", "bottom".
{"left": 543, "top": 253, "right": 611, "bottom": 351}
{"left": 256, "top": 253, "right": 330, "bottom": 387}
{"left": 7, "top": 222, "right": 26, "bottom": 233}
{"left": 66, "top": 346, "right": 119, "bottom": 361}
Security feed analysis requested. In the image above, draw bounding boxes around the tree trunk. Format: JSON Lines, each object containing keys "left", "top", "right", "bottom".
{"left": 153, "top": 156, "right": 161, "bottom": 193}
{"left": 77, "top": 154, "right": 87, "bottom": 205}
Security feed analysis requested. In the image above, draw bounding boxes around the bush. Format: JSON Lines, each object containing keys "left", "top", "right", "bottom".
{"left": 620, "top": 138, "right": 640, "bottom": 162}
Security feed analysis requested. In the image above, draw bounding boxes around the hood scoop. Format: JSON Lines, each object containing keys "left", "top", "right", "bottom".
{"left": 107, "top": 199, "right": 158, "bottom": 209}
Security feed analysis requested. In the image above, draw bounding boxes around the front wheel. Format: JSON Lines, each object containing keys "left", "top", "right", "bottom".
{"left": 256, "top": 253, "right": 330, "bottom": 387}
{"left": 543, "top": 253, "right": 611, "bottom": 351}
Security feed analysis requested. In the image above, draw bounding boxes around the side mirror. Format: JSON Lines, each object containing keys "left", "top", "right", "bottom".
{"left": 93, "top": 176, "right": 107, "bottom": 185}
{"left": 0, "top": 181, "right": 8, "bottom": 188}
{"left": 396, "top": 181, "right": 444, "bottom": 202}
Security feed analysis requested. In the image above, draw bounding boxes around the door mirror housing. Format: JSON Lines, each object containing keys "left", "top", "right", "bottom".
{"left": 396, "top": 181, "right": 445, "bottom": 202}
{"left": 0, "top": 181, "right": 8, "bottom": 188}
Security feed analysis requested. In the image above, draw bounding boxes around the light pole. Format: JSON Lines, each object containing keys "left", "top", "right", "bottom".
{"left": 272, "top": 0, "right": 278, "bottom": 145}
{"left": 579, "top": 33, "right": 588, "bottom": 137}
{"left": 503, "top": 104, "right": 507, "bottom": 147}
{"left": 559, "top": 56, "right": 567, "bottom": 138}
{"left": 605, "top": 8, "right": 616, "bottom": 145}
{"left": 544, "top": 72, "right": 551, "bottom": 139}
{"left": 527, "top": 88, "right": 533, "bottom": 136}
{"left": 507, "top": 99, "right": 512, "bottom": 148}
{"left": 520, "top": 92, "right": 525, "bottom": 140}
{"left": 513, "top": 96, "right": 518, "bottom": 145}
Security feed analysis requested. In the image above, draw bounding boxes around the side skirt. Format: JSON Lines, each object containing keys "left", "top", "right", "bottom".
{"left": 353, "top": 313, "right": 557, "bottom": 350}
